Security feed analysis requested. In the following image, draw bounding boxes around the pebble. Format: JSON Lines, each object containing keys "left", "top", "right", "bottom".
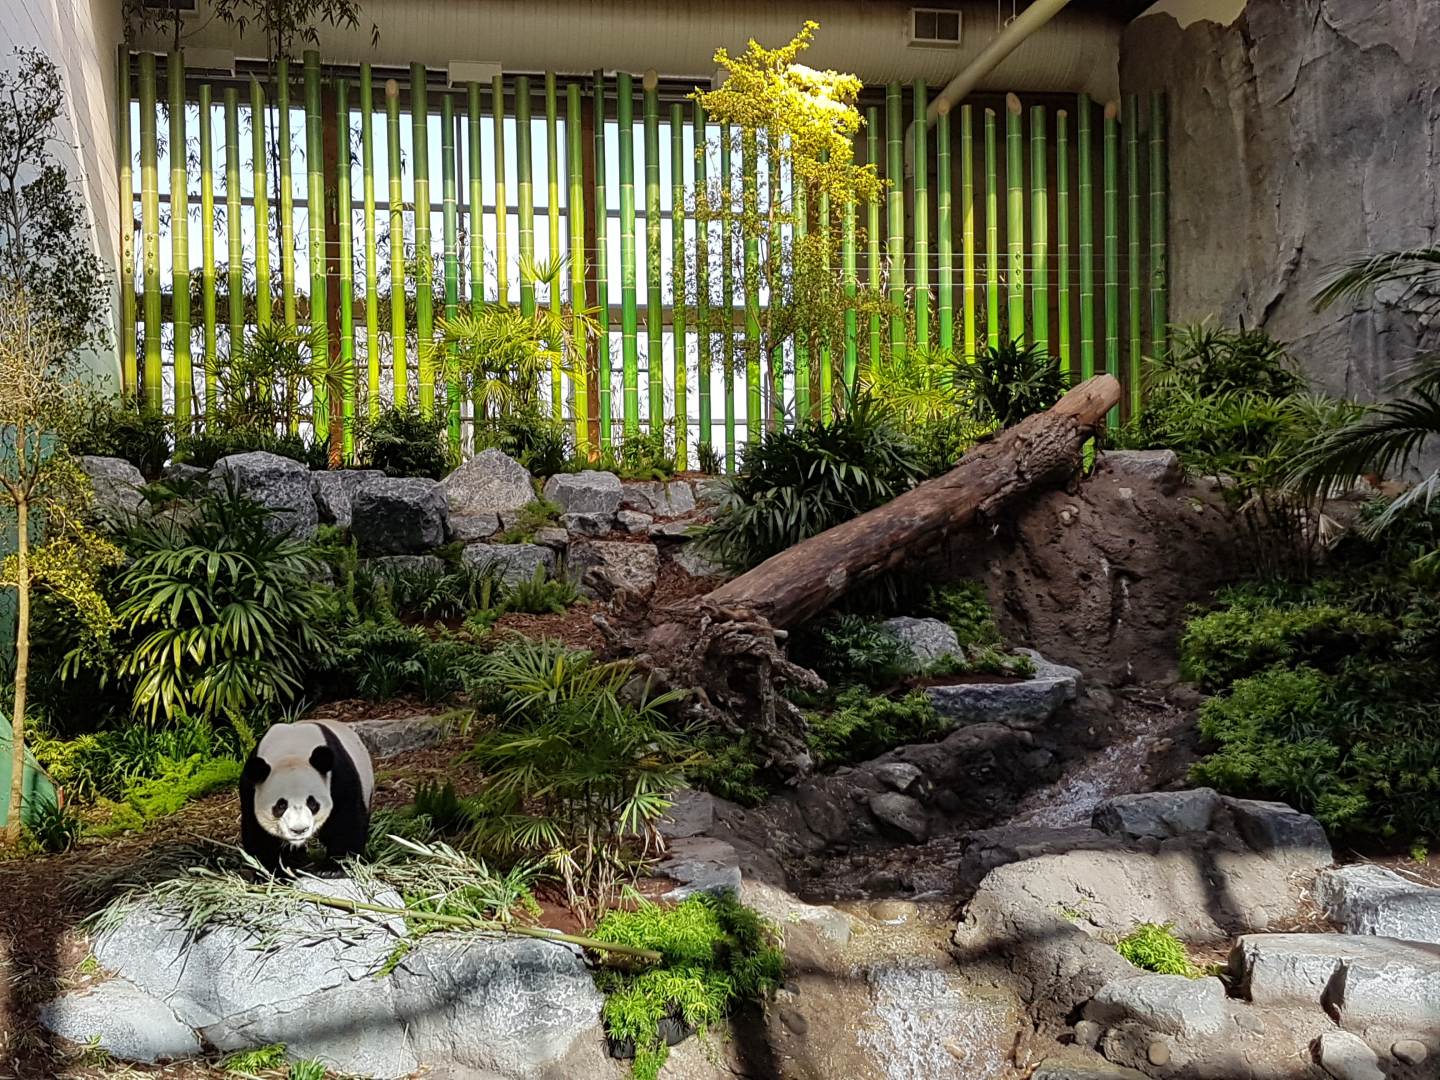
{"left": 779, "top": 1007, "right": 808, "bottom": 1036}
{"left": 1148, "top": 1040, "right": 1171, "bottom": 1067}
{"left": 1073, "top": 1020, "right": 1103, "bottom": 1049}
{"left": 1393, "top": 1040, "right": 1427, "bottom": 1066}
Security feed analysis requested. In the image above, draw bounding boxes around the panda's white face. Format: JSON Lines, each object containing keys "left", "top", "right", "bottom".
{"left": 253, "top": 765, "right": 333, "bottom": 847}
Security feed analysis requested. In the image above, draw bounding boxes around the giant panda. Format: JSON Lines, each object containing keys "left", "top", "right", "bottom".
{"left": 240, "top": 720, "right": 374, "bottom": 872}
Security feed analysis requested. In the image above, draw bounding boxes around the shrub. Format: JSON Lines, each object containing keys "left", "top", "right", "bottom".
{"left": 803, "top": 614, "right": 916, "bottom": 689}
{"left": 476, "top": 409, "right": 574, "bottom": 477}
{"left": 695, "top": 442, "right": 722, "bottom": 476}
{"left": 951, "top": 338, "right": 1067, "bottom": 429}
{"left": 67, "top": 393, "right": 171, "bottom": 479}
{"left": 925, "top": 581, "right": 1001, "bottom": 649}
{"left": 806, "top": 687, "right": 947, "bottom": 767}
{"left": 358, "top": 404, "right": 453, "bottom": 479}
{"left": 89, "top": 753, "right": 244, "bottom": 837}
{"left": 691, "top": 394, "right": 924, "bottom": 571}
{"left": 173, "top": 427, "right": 329, "bottom": 470}
{"left": 591, "top": 894, "right": 784, "bottom": 1080}
{"left": 687, "top": 732, "right": 770, "bottom": 807}
{"left": 496, "top": 498, "right": 562, "bottom": 543}
{"left": 1116, "top": 923, "right": 1199, "bottom": 977}
{"left": 501, "top": 566, "right": 580, "bottom": 615}
{"left": 592, "top": 432, "right": 677, "bottom": 481}
{"left": 31, "top": 712, "right": 242, "bottom": 802}
{"left": 24, "top": 797, "right": 82, "bottom": 853}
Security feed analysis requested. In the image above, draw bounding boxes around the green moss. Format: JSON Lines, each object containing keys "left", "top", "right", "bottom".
{"left": 591, "top": 894, "right": 784, "bottom": 1079}
{"left": 87, "top": 754, "right": 242, "bottom": 838}
{"left": 1116, "top": 923, "right": 1199, "bottom": 977}
{"left": 806, "top": 687, "right": 947, "bottom": 768}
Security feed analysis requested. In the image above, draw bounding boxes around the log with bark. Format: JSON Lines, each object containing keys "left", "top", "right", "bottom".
{"left": 595, "top": 375, "right": 1122, "bottom": 777}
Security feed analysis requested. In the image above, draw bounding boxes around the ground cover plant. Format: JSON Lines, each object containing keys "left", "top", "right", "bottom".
{"left": 1115, "top": 922, "right": 1199, "bottom": 977}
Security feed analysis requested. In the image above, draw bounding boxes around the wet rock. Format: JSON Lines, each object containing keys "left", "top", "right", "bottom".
{"left": 543, "top": 470, "right": 622, "bottom": 517}
{"left": 81, "top": 455, "right": 148, "bottom": 522}
{"left": 615, "top": 509, "right": 654, "bottom": 534}
{"left": 868, "top": 792, "right": 930, "bottom": 843}
{"left": 351, "top": 477, "right": 448, "bottom": 555}
{"left": 441, "top": 448, "right": 534, "bottom": 519}
{"left": 1314, "top": 863, "right": 1440, "bottom": 945}
{"left": 446, "top": 512, "right": 501, "bottom": 542}
{"left": 881, "top": 616, "right": 960, "bottom": 666}
{"left": 659, "top": 836, "right": 742, "bottom": 900}
{"left": 568, "top": 540, "right": 658, "bottom": 598}
{"left": 622, "top": 480, "right": 696, "bottom": 517}
{"left": 1086, "top": 974, "right": 1228, "bottom": 1037}
{"left": 311, "top": 468, "right": 385, "bottom": 528}
{"left": 212, "top": 452, "right": 318, "bottom": 538}
{"left": 926, "top": 650, "right": 1080, "bottom": 730}
{"left": 1317, "top": 1030, "right": 1385, "bottom": 1080}
{"left": 462, "top": 542, "right": 555, "bottom": 587}
{"left": 867, "top": 899, "right": 918, "bottom": 925}
{"left": 1092, "top": 788, "right": 1222, "bottom": 841}
{"left": 40, "top": 980, "right": 201, "bottom": 1064}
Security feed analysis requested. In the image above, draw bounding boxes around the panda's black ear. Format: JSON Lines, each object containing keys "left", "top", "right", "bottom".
{"left": 243, "top": 756, "right": 270, "bottom": 785}
{"left": 310, "top": 744, "right": 335, "bottom": 774}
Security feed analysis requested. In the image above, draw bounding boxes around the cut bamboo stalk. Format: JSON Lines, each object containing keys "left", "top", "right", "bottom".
{"left": 984, "top": 108, "right": 999, "bottom": 351}
{"left": 361, "top": 66, "right": 379, "bottom": 420}
{"left": 223, "top": 85, "right": 243, "bottom": 372}
{"left": 818, "top": 155, "right": 832, "bottom": 421}
{"left": 546, "top": 72, "right": 563, "bottom": 422}
{"left": 441, "top": 90, "right": 460, "bottom": 450}
{"left": 387, "top": 78, "right": 406, "bottom": 406}
{"left": 491, "top": 75, "right": 510, "bottom": 306}
{"left": 1149, "top": 91, "right": 1168, "bottom": 364}
{"left": 336, "top": 77, "right": 356, "bottom": 455}
{"left": 1030, "top": 104, "right": 1048, "bottom": 357}
{"left": 885, "top": 82, "right": 904, "bottom": 362}
{"left": 118, "top": 48, "right": 137, "bottom": 398}
{"left": 936, "top": 103, "right": 952, "bottom": 353}
{"left": 569, "top": 82, "right": 590, "bottom": 452}
{"left": 671, "top": 102, "right": 688, "bottom": 465}
{"left": 198, "top": 84, "right": 217, "bottom": 416}
{"left": 794, "top": 176, "right": 810, "bottom": 419}
{"left": 1005, "top": 93, "right": 1025, "bottom": 345}
{"left": 1124, "top": 94, "right": 1142, "bottom": 418}
{"left": 843, "top": 193, "right": 859, "bottom": 396}
{"left": 467, "top": 82, "right": 484, "bottom": 316}
{"left": 1077, "top": 93, "right": 1095, "bottom": 381}
{"left": 913, "top": 80, "right": 929, "bottom": 351}
{"left": 617, "top": 71, "right": 639, "bottom": 441}
{"left": 138, "top": 52, "right": 162, "bottom": 414}
{"left": 866, "top": 106, "right": 881, "bottom": 370}
{"left": 741, "top": 127, "right": 761, "bottom": 444}
{"left": 693, "top": 100, "right": 711, "bottom": 454}
{"left": 960, "top": 104, "right": 976, "bottom": 361}
{"left": 515, "top": 74, "right": 534, "bottom": 320}
{"left": 720, "top": 122, "right": 735, "bottom": 471}
{"left": 277, "top": 59, "right": 296, "bottom": 327}
{"left": 249, "top": 76, "right": 271, "bottom": 328}
{"left": 411, "top": 63, "right": 433, "bottom": 415}
{"left": 1056, "top": 110, "right": 1072, "bottom": 377}
{"left": 766, "top": 139, "right": 782, "bottom": 429}
{"left": 168, "top": 52, "right": 192, "bottom": 428}
{"left": 1103, "top": 100, "right": 1120, "bottom": 425}
{"left": 643, "top": 72, "right": 663, "bottom": 439}
{"left": 304, "top": 51, "right": 328, "bottom": 439}
{"left": 593, "top": 71, "right": 611, "bottom": 447}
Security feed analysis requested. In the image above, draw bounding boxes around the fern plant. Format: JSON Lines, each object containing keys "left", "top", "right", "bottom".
{"left": 951, "top": 337, "right": 1067, "bottom": 429}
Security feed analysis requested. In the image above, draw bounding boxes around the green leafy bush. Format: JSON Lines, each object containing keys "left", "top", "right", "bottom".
{"left": 590, "top": 432, "right": 677, "bottom": 481}
{"left": 477, "top": 409, "right": 573, "bottom": 477}
{"left": 591, "top": 894, "right": 784, "bottom": 1080}
{"left": 67, "top": 393, "right": 171, "bottom": 479}
{"left": 496, "top": 498, "right": 562, "bottom": 543}
{"left": 501, "top": 566, "right": 580, "bottom": 615}
{"left": 23, "top": 797, "right": 82, "bottom": 853}
{"left": 806, "top": 687, "right": 946, "bottom": 767}
{"left": 358, "top": 404, "right": 454, "bottom": 479}
{"left": 951, "top": 338, "right": 1067, "bottom": 429}
{"left": 173, "top": 427, "right": 330, "bottom": 470}
{"left": 687, "top": 732, "right": 770, "bottom": 807}
{"left": 90, "top": 753, "right": 244, "bottom": 837}
{"left": 692, "top": 395, "right": 924, "bottom": 571}
{"left": 1116, "top": 923, "right": 1199, "bottom": 977}
{"left": 805, "top": 614, "right": 916, "bottom": 689}
{"left": 925, "top": 581, "right": 1001, "bottom": 649}
{"left": 32, "top": 713, "right": 242, "bottom": 802}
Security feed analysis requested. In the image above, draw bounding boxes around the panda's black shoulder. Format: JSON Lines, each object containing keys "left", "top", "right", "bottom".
{"left": 317, "top": 723, "right": 365, "bottom": 809}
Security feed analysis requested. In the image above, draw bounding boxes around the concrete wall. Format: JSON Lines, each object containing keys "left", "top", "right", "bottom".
{"left": 1122, "top": 0, "right": 1440, "bottom": 403}
{"left": 0, "top": 0, "right": 124, "bottom": 386}
{"left": 1140, "top": 0, "right": 1245, "bottom": 29}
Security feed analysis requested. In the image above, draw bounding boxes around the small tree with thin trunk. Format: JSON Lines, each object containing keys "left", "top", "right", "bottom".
{"left": 0, "top": 288, "right": 122, "bottom": 844}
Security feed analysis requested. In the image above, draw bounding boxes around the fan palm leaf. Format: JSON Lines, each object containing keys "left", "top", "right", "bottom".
{"left": 1312, "top": 247, "right": 1440, "bottom": 311}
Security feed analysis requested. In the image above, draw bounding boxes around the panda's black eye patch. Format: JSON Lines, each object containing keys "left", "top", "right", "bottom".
{"left": 272, "top": 799, "right": 288, "bottom": 817}
{"left": 306, "top": 796, "right": 320, "bottom": 813}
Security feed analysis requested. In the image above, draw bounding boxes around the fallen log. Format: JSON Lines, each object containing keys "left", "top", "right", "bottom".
{"left": 705, "top": 374, "right": 1122, "bottom": 629}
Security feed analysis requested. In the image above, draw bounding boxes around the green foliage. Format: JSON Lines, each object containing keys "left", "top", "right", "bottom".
{"left": 476, "top": 409, "right": 574, "bottom": 478}
{"left": 411, "top": 779, "right": 469, "bottom": 835}
{"left": 807, "top": 614, "right": 915, "bottom": 689}
{"left": 90, "top": 753, "right": 243, "bottom": 837}
{"left": 806, "top": 687, "right": 946, "bottom": 768}
{"left": 695, "top": 442, "right": 722, "bottom": 476}
{"left": 592, "top": 893, "right": 784, "bottom": 1080}
{"left": 213, "top": 323, "right": 328, "bottom": 434}
{"left": 221, "top": 1044, "right": 289, "bottom": 1076}
{"left": 496, "top": 498, "right": 562, "bottom": 543}
{"left": 1116, "top": 923, "right": 1199, "bottom": 977}
{"left": 32, "top": 712, "right": 243, "bottom": 802}
{"left": 323, "top": 619, "right": 484, "bottom": 705}
{"left": 502, "top": 566, "right": 580, "bottom": 615}
{"left": 383, "top": 561, "right": 504, "bottom": 621}
{"left": 687, "top": 732, "right": 770, "bottom": 807}
{"left": 66, "top": 393, "right": 171, "bottom": 479}
{"left": 924, "top": 646, "right": 1035, "bottom": 679}
{"left": 287, "top": 1061, "right": 327, "bottom": 1080}
{"left": 358, "top": 404, "right": 454, "bottom": 480}
{"left": 174, "top": 427, "right": 330, "bottom": 471}
{"left": 692, "top": 395, "right": 924, "bottom": 571}
{"left": 925, "top": 581, "right": 1001, "bottom": 649}
{"left": 23, "top": 796, "right": 81, "bottom": 853}
{"left": 462, "top": 637, "right": 693, "bottom": 917}
{"left": 952, "top": 339, "right": 1067, "bottom": 429}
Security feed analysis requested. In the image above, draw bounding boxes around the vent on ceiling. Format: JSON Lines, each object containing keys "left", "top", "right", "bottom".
{"left": 908, "top": 8, "right": 962, "bottom": 47}
{"left": 141, "top": 0, "right": 199, "bottom": 11}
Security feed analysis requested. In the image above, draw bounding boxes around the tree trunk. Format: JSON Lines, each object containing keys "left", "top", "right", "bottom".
{"left": 5, "top": 496, "right": 29, "bottom": 844}
{"left": 705, "top": 374, "right": 1122, "bottom": 629}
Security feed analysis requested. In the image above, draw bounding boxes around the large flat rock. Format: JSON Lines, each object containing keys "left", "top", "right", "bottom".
{"left": 926, "top": 650, "right": 1079, "bottom": 730}
{"left": 40, "top": 979, "right": 200, "bottom": 1064}
{"left": 442, "top": 448, "right": 535, "bottom": 518}
{"left": 1315, "top": 864, "right": 1440, "bottom": 945}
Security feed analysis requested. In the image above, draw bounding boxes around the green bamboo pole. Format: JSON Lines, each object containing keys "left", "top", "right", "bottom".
{"left": 386, "top": 79, "right": 406, "bottom": 406}
{"left": 866, "top": 106, "right": 881, "bottom": 369}
{"left": 794, "top": 177, "right": 809, "bottom": 419}
{"left": 168, "top": 52, "right": 192, "bottom": 428}
{"left": 337, "top": 78, "right": 356, "bottom": 456}
{"left": 617, "top": 72, "right": 639, "bottom": 441}
{"left": 960, "top": 105, "right": 976, "bottom": 361}
{"left": 545, "top": 72, "right": 562, "bottom": 422}
{"left": 693, "top": 101, "right": 711, "bottom": 455}
{"left": 984, "top": 108, "right": 999, "bottom": 350}
{"left": 467, "top": 82, "right": 484, "bottom": 315}
{"left": 249, "top": 76, "right": 271, "bottom": 328}
{"left": 515, "top": 75, "right": 534, "bottom": 319}
{"left": 118, "top": 48, "right": 137, "bottom": 399}
{"left": 1056, "top": 110, "right": 1072, "bottom": 377}
{"left": 569, "top": 83, "right": 589, "bottom": 452}
{"left": 198, "top": 84, "right": 217, "bottom": 416}
{"left": 1149, "top": 92, "right": 1168, "bottom": 364}
{"left": 1005, "top": 94, "right": 1025, "bottom": 345}
{"left": 1030, "top": 104, "right": 1048, "bottom": 357}
{"left": 912, "top": 80, "right": 929, "bottom": 351}
{"left": 277, "top": 59, "right": 296, "bottom": 327}
{"left": 885, "top": 82, "right": 904, "bottom": 362}
{"left": 817, "top": 155, "right": 832, "bottom": 421}
{"left": 361, "top": 67, "right": 379, "bottom": 420}
{"left": 441, "top": 91, "right": 460, "bottom": 451}
{"left": 766, "top": 140, "right": 781, "bottom": 428}
{"left": 593, "top": 72, "right": 611, "bottom": 448}
{"left": 936, "top": 104, "right": 953, "bottom": 352}
{"left": 1124, "top": 94, "right": 1142, "bottom": 417}
{"left": 643, "top": 72, "right": 663, "bottom": 439}
{"left": 1103, "top": 100, "right": 1120, "bottom": 422}
{"left": 138, "top": 52, "right": 161, "bottom": 414}
{"left": 720, "top": 123, "right": 735, "bottom": 470}
{"left": 411, "top": 64, "right": 433, "bottom": 415}
{"left": 303, "top": 51, "right": 327, "bottom": 440}
{"left": 223, "top": 86, "right": 243, "bottom": 366}
{"left": 670, "top": 102, "right": 688, "bottom": 466}
{"left": 1077, "top": 93, "right": 1095, "bottom": 381}
{"left": 491, "top": 76, "right": 509, "bottom": 307}
{"left": 843, "top": 192, "right": 859, "bottom": 396}
{"left": 741, "top": 127, "right": 760, "bottom": 444}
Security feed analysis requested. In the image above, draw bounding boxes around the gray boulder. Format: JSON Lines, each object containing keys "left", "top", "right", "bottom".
{"left": 1096, "top": 449, "right": 1183, "bottom": 493}
{"left": 560, "top": 511, "right": 612, "bottom": 537}
{"left": 351, "top": 477, "right": 448, "bottom": 555}
{"left": 463, "top": 542, "right": 556, "bottom": 587}
{"left": 162, "top": 462, "right": 209, "bottom": 485}
{"left": 694, "top": 477, "right": 728, "bottom": 508}
{"left": 1085, "top": 974, "right": 1228, "bottom": 1038}
{"left": 447, "top": 512, "right": 502, "bottom": 542}
{"left": 873, "top": 762, "right": 924, "bottom": 795}
{"left": 621, "top": 480, "right": 697, "bottom": 517}
{"left": 1316, "top": 1031, "right": 1385, "bottom": 1080}
{"left": 311, "top": 469, "right": 385, "bottom": 529}
{"left": 615, "top": 509, "right": 654, "bottom": 534}
{"left": 881, "top": 616, "right": 961, "bottom": 666}
{"left": 1315, "top": 864, "right": 1440, "bottom": 944}
{"left": 1225, "top": 796, "right": 1333, "bottom": 875}
{"left": 869, "top": 792, "right": 929, "bottom": 843}
{"left": 441, "top": 448, "right": 535, "bottom": 519}
{"left": 80, "top": 455, "right": 148, "bottom": 522}
{"left": 658, "top": 836, "right": 743, "bottom": 900}
{"left": 543, "top": 470, "right": 622, "bottom": 518}
{"left": 927, "top": 650, "right": 1080, "bottom": 730}
{"left": 40, "top": 979, "right": 200, "bottom": 1064}
{"left": 649, "top": 520, "right": 697, "bottom": 541}
{"left": 1092, "top": 789, "right": 1222, "bottom": 841}
{"left": 347, "top": 715, "right": 448, "bottom": 759}
{"left": 212, "top": 452, "right": 318, "bottom": 538}
{"left": 568, "top": 540, "right": 659, "bottom": 598}
{"left": 671, "top": 543, "right": 728, "bottom": 580}
{"left": 532, "top": 527, "right": 569, "bottom": 550}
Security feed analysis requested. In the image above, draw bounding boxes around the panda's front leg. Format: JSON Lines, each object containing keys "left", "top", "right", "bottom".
{"left": 241, "top": 811, "right": 285, "bottom": 874}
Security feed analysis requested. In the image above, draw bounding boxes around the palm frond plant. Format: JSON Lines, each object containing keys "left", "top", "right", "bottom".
{"left": 1311, "top": 246, "right": 1440, "bottom": 313}
{"left": 951, "top": 338, "right": 1068, "bottom": 429}
{"left": 214, "top": 322, "right": 328, "bottom": 434}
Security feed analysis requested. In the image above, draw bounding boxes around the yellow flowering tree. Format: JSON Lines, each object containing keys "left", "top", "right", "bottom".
{"left": 0, "top": 286, "right": 121, "bottom": 843}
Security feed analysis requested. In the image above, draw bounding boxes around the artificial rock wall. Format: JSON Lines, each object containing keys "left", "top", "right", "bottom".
{"left": 1121, "top": 0, "right": 1440, "bottom": 401}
